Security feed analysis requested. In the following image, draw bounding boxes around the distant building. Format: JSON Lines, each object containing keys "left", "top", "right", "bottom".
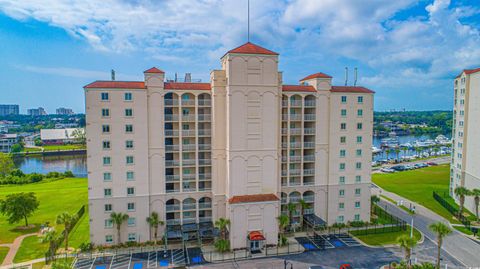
{"left": 40, "top": 128, "right": 83, "bottom": 145}
{"left": 451, "top": 67, "right": 480, "bottom": 214}
{"left": 27, "top": 107, "right": 47, "bottom": 116}
{"left": 56, "top": 107, "right": 74, "bottom": 115}
{"left": 0, "top": 105, "right": 19, "bottom": 116}
{"left": 0, "top": 134, "right": 19, "bottom": 153}
{"left": 54, "top": 123, "right": 79, "bottom": 129}
{"left": 0, "top": 120, "right": 20, "bottom": 133}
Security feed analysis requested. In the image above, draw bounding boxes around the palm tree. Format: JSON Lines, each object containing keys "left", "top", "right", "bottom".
{"left": 41, "top": 229, "right": 58, "bottom": 245}
{"left": 286, "top": 202, "right": 297, "bottom": 227}
{"left": 414, "top": 146, "right": 422, "bottom": 157}
{"left": 472, "top": 189, "right": 480, "bottom": 220}
{"left": 214, "top": 218, "right": 230, "bottom": 240}
{"left": 110, "top": 212, "right": 129, "bottom": 244}
{"left": 277, "top": 214, "right": 289, "bottom": 246}
{"left": 146, "top": 211, "right": 164, "bottom": 243}
{"left": 298, "top": 199, "right": 310, "bottom": 227}
{"left": 401, "top": 146, "right": 409, "bottom": 158}
{"left": 394, "top": 148, "right": 401, "bottom": 162}
{"left": 396, "top": 234, "right": 417, "bottom": 268}
{"left": 454, "top": 187, "right": 471, "bottom": 217}
{"left": 56, "top": 212, "right": 78, "bottom": 251}
{"left": 385, "top": 148, "right": 392, "bottom": 160}
{"left": 429, "top": 222, "right": 452, "bottom": 269}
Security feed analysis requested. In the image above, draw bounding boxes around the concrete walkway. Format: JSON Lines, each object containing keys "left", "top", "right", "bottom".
{"left": 372, "top": 184, "right": 480, "bottom": 267}
{"left": 1, "top": 233, "right": 39, "bottom": 266}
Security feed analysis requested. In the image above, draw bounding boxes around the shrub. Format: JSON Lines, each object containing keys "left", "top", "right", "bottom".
{"left": 348, "top": 220, "right": 367, "bottom": 227}
{"left": 28, "top": 173, "right": 44, "bottom": 183}
{"left": 10, "top": 169, "right": 25, "bottom": 177}
{"left": 214, "top": 239, "right": 230, "bottom": 253}
{"left": 46, "top": 172, "right": 64, "bottom": 178}
{"left": 63, "top": 171, "right": 74, "bottom": 178}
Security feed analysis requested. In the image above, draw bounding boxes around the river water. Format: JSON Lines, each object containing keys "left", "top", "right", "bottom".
{"left": 13, "top": 134, "right": 448, "bottom": 176}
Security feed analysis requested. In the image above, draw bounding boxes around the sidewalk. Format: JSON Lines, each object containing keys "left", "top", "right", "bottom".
{"left": 1, "top": 233, "right": 39, "bottom": 267}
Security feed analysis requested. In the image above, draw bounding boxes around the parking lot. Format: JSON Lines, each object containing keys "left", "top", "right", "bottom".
{"left": 295, "top": 233, "right": 362, "bottom": 251}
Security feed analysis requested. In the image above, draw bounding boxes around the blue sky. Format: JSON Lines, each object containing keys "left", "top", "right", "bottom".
{"left": 0, "top": 0, "right": 479, "bottom": 113}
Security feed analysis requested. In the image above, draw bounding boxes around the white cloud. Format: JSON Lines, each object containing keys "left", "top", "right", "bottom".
{"left": 15, "top": 65, "right": 139, "bottom": 80}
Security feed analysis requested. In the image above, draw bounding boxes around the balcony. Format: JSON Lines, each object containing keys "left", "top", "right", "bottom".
{"left": 198, "top": 114, "right": 211, "bottom": 121}
{"left": 281, "top": 171, "right": 287, "bottom": 177}
{"left": 182, "top": 159, "right": 196, "bottom": 166}
{"left": 164, "top": 99, "right": 179, "bottom": 106}
{"left": 304, "top": 142, "right": 315, "bottom": 148}
{"left": 166, "top": 175, "right": 180, "bottom": 182}
{"left": 290, "top": 142, "right": 302, "bottom": 149}
{"left": 304, "top": 128, "right": 315, "bottom": 135}
{"left": 290, "top": 155, "right": 301, "bottom": 162}
{"left": 304, "top": 208, "right": 314, "bottom": 215}
{"left": 304, "top": 114, "right": 316, "bottom": 121}
{"left": 166, "top": 219, "right": 181, "bottom": 226}
{"left": 198, "top": 100, "right": 211, "bottom": 106}
{"left": 281, "top": 156, "right": 287, "bottom": 162}
{"left": 289, "top": 197, "right": 301, "bottom": 203}
{"left": 166, "top": 188, "right": 180, "bottom": 193}
{"left": 182, "top": 130, "right": 196, "bottom": 136}
{"left": 199, "top": 186, "right": 212, "bottom": 191}
{"left": 182, "top": 218, "right": 197, "bottom": 224}
{"left": 166, "top": 144, "right": 180, "bottom": 151}
{"left": 304, "top": 169, "right": 315, "bottom": 176}
{"left": 183, "top": 174, "right": 196, "bottom": 180}
{"left": 303, "top": 180, "right": 315, "bottom": 186}
{"left": 199, "top": 173, "right": 212, "bottom": 180}
{"left": 304, "top": 155, "right": 315, "bottom": 162}
{"left": 290, "top": 114, "right": 302, "bottom": 121}
{"left": 165, "top": 130, "right": 179, "bottom": 137}
{"left": 305, "top": 100, "right": 316, "bottom": 107}
{"left": 199, "top": 216, "right": 212, "bottom": 223}
{"left": 281, "top": 198, "right": 287, "bottom": 204}
{"left": 303, "top": 196, "right": 314, "bottom": 203}
{"left": 183, "top": 187, "right": 197, "bottom": 192}
{"left": 290, "top": 128, "right": 302, "bottom": 135}
{"left": 165, "top": 115, "right": 179, "bottom": 121}
{"left": 166, "top": 204, "right": 180, "bottom": 212}
{"left": 282, "top": 100, "right": 288, "bottom": 107}
{"left": 290, "top": 169, "right": 301, "bottom": 176}
{"left": 289, "top": 180, "right": 301, "bottom": 186}
{"left": 199, "top": 159, "right": 211, "bottom": 165}
{"left": 182, "top": 115, "right": 196, "bottom": 121}
{"left": 282, "top": 143, "right": 288, "bottom": 149}
{"left": 182, "top": 144, "right": 196, "bottom": 151}
{"left": 198, "top": 129, "right": 211, "bottom": 136}
{"left": 199, "top": 202, "right": 212, "bottom": 209}
{"left": 282, "top": 115, "right": 288, "bottom": 121}
{"left": 183, "top": 203, "right": 196, "bottom": 211}
{"left": 281, "top": 128, "right": 288, "bottom": 135}
{"left": 181, "top": 100, "right": 196, "bottom": 106}
{"left": 290, "top": 100, "right": 302, "bottom": 107}
{"left": 198, "top": 144, "right": 211, "bottom": 150}
{"left": 165, "top": 160, "right": 180, "bottom": 167}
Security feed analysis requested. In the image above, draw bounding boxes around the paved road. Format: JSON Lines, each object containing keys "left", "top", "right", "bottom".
{"left": 373, "top": 185, "right": 480, "bottom": 267}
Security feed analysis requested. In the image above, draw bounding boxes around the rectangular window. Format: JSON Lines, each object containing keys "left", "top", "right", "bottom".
{"left": 103, "top": 172, "right": 112, "bottom": 181}
{"left": 341, "top": 96, "right": 347, "bottom": 103}
{"left": 126, "top": 171, "right": 134, "bottom": 181}
{"left": 340, "top": 136, "right": 346, "bottom": 144}
{"left": 127, "top": 202, "right": 135, "bottom": 211}
{"left": 354, "top": 214, "right": 360, "bottom": 221}
{"left": 104, "top": 204, "right": 112, "bottom": 212}
{"left": 356, "top": 149, "right": 362, "bottom": 157}
{"left": 339, "top": 203, "right": 345, "bottom": 210}
{"left": 356, "top": 136, "right": 362, "bottom": 143}
{"left": 339, "top": 189, "right": 345, "bottom": 197}
{"left": 125, "top": 124, "right": 133, "bottom": 133}
{"left": 126, "top": 156, "right": 134, "bottom": 164}
{"left": 356, "top": 162, "right": 362, "bottom": 170}
{"left": 102, "top": 108, "right": 110, "bottom": 117}
{"left": 355, "top": 175, "right": 361, "bottom": 183}
{"left": 103, "top": 157, "right": 111, "bottom": 165}
{"left": 102, "top": 125, "right": 110, "bottom": 133}
{"left": 339, "top": 176, "right": 345, "bottom": 184}
{"left": 340, "top": 123, "right": 347, "bottom": 130}
{"left": 340, "top": 150, "right": 346, "bottom": 158}
{"left": 337, "top": 215, "right": 344, "bottom": 223}
{"left": 104, "top": 188, "right": 112, "bottom": 197}
{"left": 128, "top": 233, "right": 136, "bottom": 242}
{"left": 128, "top": 217, "right": 136, "bottom": 227}
{"left": 101, "top": 92, "right": 109, "bottom": 101}
{"left": 105, "top": 219, "right": 113, "bottom": 228}
{"left": 127, "top": 187, "right": 135, "bottom": 196}
{"left": 125, "top": 108, "right": 133, "bottom": 117}
{"left": 103, "top": 141, "right": 111, "bottom": 149}
{"left": 355, "top": 201, "right": 361, "bottom": 208}
{"left": 124, "top": 92, "right": 133, "bottom": 101}
{"left": 357, "top": 96, "right": 363, "bottom": 103}
{"left": 341, "top": 109, "right": 347, "bottom": 117}
{"left": 355, "top": 188, "right": 361, "bottom": 196}
{"left": 357, "top": 109, "right": 363, "bottom": 116}
{"left": 126, "top": 140, "right": 134, "bottom": 149}
{"left": 340, "top": 163, "right": 345, "bottom": 171}
{"left": 357, "top": 123, "right": 363, "bottom": 130}
{"left": 105, "top": 235, "right": 113, "bottom": 243}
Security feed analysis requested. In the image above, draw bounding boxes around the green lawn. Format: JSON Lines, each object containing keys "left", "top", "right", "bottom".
{"left": 372, "top": 165, "right": 463, "bottom": 223}
{"left": 351, "top": 226, "right": 422, "bottom": 246}
{"left": 41, "top": 144, "right": 85, "bottom": 151}
{"left": 13, "top": 235, "right": 48, "bottom": 263}
{"left": 0, "top": 246, "right": 9, "bottom": 265}
{"left": 0, "top": 178, "right": 88, "bottom": 244}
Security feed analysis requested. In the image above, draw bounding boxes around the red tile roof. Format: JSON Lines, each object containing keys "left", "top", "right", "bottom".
{"left": 144, "top": 67, "right": 165, "bottom": 73}
{"left": 227, "top": 42, "right": 278, "bottom": 56}
{"left": 282, "top": 85, "right": 316, "bottom": 92}
{"left": 164, "top": 82, "right": 211, "bottom": 91}
{"left": 228, "top": 194, "right": 279, "bottom": 204}
{"left": 456, "top": 67, "right": 480, "bottom": 78}
{"left": 300, "top": 72, "right": 332, "bottom": 81}
{"left": 331, "top": 86, "right": 375, "bottom": 94}
{"left": 249, "top": 231, "right": 266, "bottom": 241}
{"left": 84, "top": 81, "right": 146, "bottom": 89}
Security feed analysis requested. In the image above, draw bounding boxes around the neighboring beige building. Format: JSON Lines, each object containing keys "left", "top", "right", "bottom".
{"left": 451, "top": 67, "right": 480, "bottom": 213}
{"left": 84, "top": 42, "right": 375, "bottom": 250}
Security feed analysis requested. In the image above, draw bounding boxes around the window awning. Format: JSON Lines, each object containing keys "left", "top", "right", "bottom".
{"left": 248, "top": 231, "right": 266, "bottom": 241}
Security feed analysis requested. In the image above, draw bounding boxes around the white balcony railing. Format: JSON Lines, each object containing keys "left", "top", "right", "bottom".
{"left": 290, "top": 114, "right": 302, "bottom": 121}
{"left": 304, "top": 100, "right": 316, "bottom": 107}
{"left": 199, "top": 159, "right": 211, "bottom": 165}
{"left": 166, "top": 175, "right": 180, "bottom": 182}
{"left": 290, "top": 128, "right": 302, "bottom": 135}
{"left": 289, "top": 181, "right": 301, "bottom": 186}
{"left": 304, "top": 169, "right": 315, "bottom": 175}
{"left": 198, "top": 99, "right": 211, "bottom": 106}
{"left": 199, "top": 217, "right": 212, "bottom": 223}
{"left": 166, "top": 219, "right": 181, "bottom": 225}
{"left": 182, "top": 159, "right": 196, "bottom": 166}
{"left": 199, "top": 173, "right": 211, "bottom": 180}
{"left": 304, "top": 208, "right": 314, "bottom": 215}
{"left": 304, "top": 114, "right": 316, "bottom": 121}
{"left": 165, "top": 115, "right": 179, "bottom": 121}
{"left": 182, "top": 144, "right": 196, "bottom": 151}
{"left": 165, "top": 160, "right": 180, "bottom": 166}
{"left": 198, "top": 114, "right": 211, "bottom": 121}
{"left": 164, "top": 99, "right": 179, "bottom": 106}
{"left": 304, "top": 128, "right": 315, "bottom": 135}
{"left": 303, "top": 196, "right": 314, "bottom": 203}
{"left": 290, "top": 142, "right": 302, "bottom": 148}
{"left": 290, "top": 156, "right": 301, "bottom": 162}
{"left": 165, "top": 145, "right": 180, "bottom": 151}
{"left": 303, "top": 155, "right": 315, "bottom": 162}
{"left": 165, "top": 130, "right": 179, "bottom": 136}
{"left": 304, "top": 142, "right": 315, "bottom": 148}
{"left": 290, "top": 100, "right": 302, "bottom": 107}
{"left": 182, "top": 218, "right": 197, "bottom": 224}
{"left": 198, "top": 144, "right": 211, "bottom": 150}
{"left": 182, "top": 115, "right": 196, "bottom": 121}
{"left": 183, "top": 174, "right": 196, "bottom": 180}
{"left": 182, "top": 130, "right": 196, "bottom": 136}
{"left": 199, "top": 202, "right": 212, "bottom": 209}
{"left": 166, "top": 205, "right": 180, "bottom": 212}
{"left": 181, "top": 100, "right": 196, "bottom": 106}
{"left": 183, "top": 204, "right": 196, "bottom": 210}
{"left": 290, "top": 169, "right": 301, "bottom": 176}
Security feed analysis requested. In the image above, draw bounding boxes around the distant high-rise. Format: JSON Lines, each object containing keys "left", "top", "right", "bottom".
{"left": 56, "top": 107, "right": 74, "bottom": 115}
{"left": 451, "top": 67, "right": 480, "bottom": 213}
{"left": 0, "top": 105, "right": 19, "bottom": 116}
{"left": 27, "top": 107, "right": 47, "bottom": 116}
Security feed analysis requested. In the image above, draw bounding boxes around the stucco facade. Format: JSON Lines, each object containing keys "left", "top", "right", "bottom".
{"left": 85, "top": 42, "right": 374, "bottom": 249}
{"left": 451, "top": 68, "right": 480, "bottom": 213}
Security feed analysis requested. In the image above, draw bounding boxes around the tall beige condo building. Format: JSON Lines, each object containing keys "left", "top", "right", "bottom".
{"left": 85, "top": 42, "right": 375, "bottom": 249}
{"left": 451, "top": 67, "right": 480, "bottom": 213}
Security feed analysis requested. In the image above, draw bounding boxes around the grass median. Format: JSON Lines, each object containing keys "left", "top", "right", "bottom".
{"left": 351, "top": 225, "right": 422, "bottom": 246}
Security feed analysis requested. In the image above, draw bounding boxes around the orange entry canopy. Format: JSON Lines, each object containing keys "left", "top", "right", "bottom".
{"left": 249, "top": 231, "right": 266, "bottom": 241}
